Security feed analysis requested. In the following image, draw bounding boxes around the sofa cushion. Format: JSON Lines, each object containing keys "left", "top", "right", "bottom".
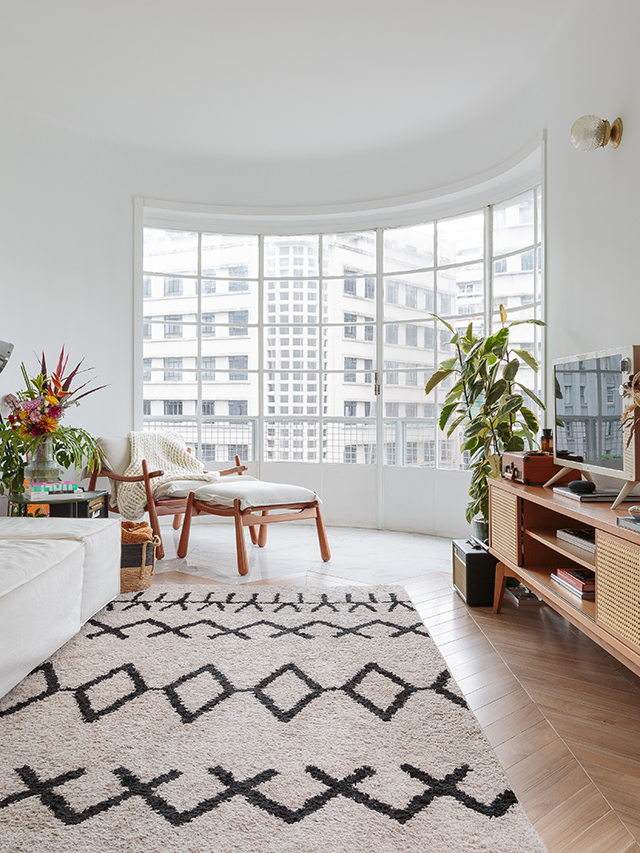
{"left": 0, "top": 518, "right": 121, "bottom": 622}
{"left": 0, "top": 539, "right": 84, "bottom": 699}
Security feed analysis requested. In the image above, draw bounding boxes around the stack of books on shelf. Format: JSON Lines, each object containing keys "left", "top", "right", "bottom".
{"left": 22, "top": 482, "right": 84, "bottom": 501}
{"left": 556, "top": 528, "right": 596, "bottom": 553}
{"left": 504, "top": 584, "right": 544, "bottom": 606}
{"left": 550, "top": 567, "right": 596, "bottom": 600}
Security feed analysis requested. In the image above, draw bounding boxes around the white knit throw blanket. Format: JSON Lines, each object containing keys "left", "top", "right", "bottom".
{"left": 116, "top": 431, "right": 221, "bottom": 520}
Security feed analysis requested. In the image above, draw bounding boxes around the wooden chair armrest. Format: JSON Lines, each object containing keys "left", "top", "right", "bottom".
{"left": 218, "top": 465, "right": 249, "bottom": 476}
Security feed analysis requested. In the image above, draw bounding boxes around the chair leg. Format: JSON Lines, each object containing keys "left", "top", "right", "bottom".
{"left": 234, "top": 500, "right": 249, "bottom": 576}
{"left": 143, "top": 459, "right": 164, "bottom": 560}
{"left": 172, "top": 514, "right": 183, "bottom": 530}
{"left": 258, "top": 510, "right": 269, "bottom": 547}
{"left": 249, "top": 525, "right": 259, "bottom": 545}
{"left": 177, "top": 493, "right": 195, "bottom": 559}
{"left": 314, "top": 505, "right": 331, "bottom": 562}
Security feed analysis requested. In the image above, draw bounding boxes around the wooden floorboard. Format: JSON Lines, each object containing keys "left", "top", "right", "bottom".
{"left": 152, "top": 567, "right": 640, "bottom": 852}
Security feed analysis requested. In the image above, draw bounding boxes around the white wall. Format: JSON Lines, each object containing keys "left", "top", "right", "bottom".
{"left": 5, "top": 0, "right": 636, "bottom": 534}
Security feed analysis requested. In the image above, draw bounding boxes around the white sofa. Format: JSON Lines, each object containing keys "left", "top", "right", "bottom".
{"left": 0, "top": 517, "right": 120, "bottom": 699}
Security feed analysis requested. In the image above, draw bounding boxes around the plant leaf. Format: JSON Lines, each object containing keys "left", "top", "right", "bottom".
{"left": 425, "top": 368, "right": 455, "bottom": 397}
{"left": 513, "top": 349, "right": 539, "bottom": 372}
{"left": 499, "top": 304, "right": 508, "bottom": 326}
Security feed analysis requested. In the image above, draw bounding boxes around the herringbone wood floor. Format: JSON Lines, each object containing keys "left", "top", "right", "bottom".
{"left": 154, "top": 523, "right": 640, "bottom": 853}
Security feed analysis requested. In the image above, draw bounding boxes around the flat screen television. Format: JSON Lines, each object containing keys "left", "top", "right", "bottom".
{"left": 552, "top": 346, "right": 640, "bottom": 506}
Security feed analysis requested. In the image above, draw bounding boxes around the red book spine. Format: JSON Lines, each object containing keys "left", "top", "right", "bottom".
{"left": 556, "top": 569, "right": 595, "bottom": 591}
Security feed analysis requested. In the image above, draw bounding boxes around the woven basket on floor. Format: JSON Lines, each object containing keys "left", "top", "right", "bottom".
{"left": 120, "top": 521, "right": 160, "bottom": 592}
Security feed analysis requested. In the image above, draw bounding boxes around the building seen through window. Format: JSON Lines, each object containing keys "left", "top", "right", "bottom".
{"left": 141, "top": 187, "right": 543, "bottom": 468}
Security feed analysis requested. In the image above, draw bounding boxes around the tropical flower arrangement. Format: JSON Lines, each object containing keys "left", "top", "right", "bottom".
{"left": 0, "top": 348, "right": 105, "bottom": 494}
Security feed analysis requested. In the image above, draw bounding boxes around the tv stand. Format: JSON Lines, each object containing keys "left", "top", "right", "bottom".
{"left": 611, "top": 479, "right": 640, "bottom": 509}
{"left": 542, "top": 466, "right": 594, "bottom": 488}
{"left": 489, "top": 478, "right": 640, "bottom": 677}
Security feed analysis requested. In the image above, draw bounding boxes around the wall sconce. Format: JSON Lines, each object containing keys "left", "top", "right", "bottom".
{"left": 570, "top": 115, "right": 623, "bottom": 151}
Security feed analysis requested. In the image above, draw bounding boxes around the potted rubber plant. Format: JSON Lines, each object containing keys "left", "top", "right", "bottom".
{"left": 425, "top": 305, "right": 546, "bottom": 538}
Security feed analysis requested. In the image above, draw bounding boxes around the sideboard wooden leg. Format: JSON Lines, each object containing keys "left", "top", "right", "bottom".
{"left": 493, "top": 561, "right": 507, "bottom": 614}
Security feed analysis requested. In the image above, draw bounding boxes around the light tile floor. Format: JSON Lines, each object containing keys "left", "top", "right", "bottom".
{"left": 154, "top": 516, "right": 455, "bottom": 585}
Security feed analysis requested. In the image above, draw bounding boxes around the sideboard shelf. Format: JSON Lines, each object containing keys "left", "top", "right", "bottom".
{"left": 489, "top": 478, "right": 640, "bottom": 676}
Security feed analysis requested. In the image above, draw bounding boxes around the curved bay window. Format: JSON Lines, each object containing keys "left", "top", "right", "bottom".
{"left": 141, "top": 187, "right": 543, "bottom": 469}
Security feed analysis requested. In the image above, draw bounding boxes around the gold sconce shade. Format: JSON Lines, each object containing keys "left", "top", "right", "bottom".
{"left": 570, "top": 115, "right": 623, "bottom": 151}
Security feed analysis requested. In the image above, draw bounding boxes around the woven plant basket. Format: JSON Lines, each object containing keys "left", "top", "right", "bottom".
{"left": 120, "top": 521, "right": 160, "bottom": 593}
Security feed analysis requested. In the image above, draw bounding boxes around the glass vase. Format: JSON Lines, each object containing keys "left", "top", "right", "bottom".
{"left": 24, "top": 435, "right": 60, "bottom": 484}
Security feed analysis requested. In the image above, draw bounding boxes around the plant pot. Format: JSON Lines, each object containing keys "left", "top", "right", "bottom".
{"left": 471, "top": 518, "right": 489, "bottom": 543}
{"left": 24, "top": 436, "right": 60, "bottom": 483}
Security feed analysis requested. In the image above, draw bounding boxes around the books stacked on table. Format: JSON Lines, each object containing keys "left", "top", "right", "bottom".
{"left": 617, "top": 516, "right": 640, "bottom": 534}
{"left": 556, "top": 528, "right": 596, "bottom": 553}
{"left": 504, "top": 584, "right": 544, "bottom": 606}
{"left": 553, "top": 486, "right": 639, "bottom": 502}
{"left": 550, "top": 568, "right": 596, "bottom": 600}
{"left": 22, "top": 482, "right": 84, "bottom": 501}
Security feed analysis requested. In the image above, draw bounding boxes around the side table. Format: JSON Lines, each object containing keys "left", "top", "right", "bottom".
{"left": 8, "top": 490, "right": 109, "bottom": 519}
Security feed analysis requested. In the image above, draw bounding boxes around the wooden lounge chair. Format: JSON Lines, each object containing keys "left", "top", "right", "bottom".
{"left": 177, "top": 458, "right": 330, "bottom": 575}
{"left": 87, "top": 437, "right": 246, "bottom": 560}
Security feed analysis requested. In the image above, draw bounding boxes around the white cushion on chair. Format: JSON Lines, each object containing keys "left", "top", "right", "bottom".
{"left": 154, "top": 473, "right": 253, "bottom": 499}
{"left": 96, "top": 437, "right": 131, "bottom": 476}
{"left": 192, "top": 478, "right": 318, "bottom": 510}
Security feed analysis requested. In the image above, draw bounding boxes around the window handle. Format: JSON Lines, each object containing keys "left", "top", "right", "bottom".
{"left": 374, "top": 372, "right": 381, "bottom": 395}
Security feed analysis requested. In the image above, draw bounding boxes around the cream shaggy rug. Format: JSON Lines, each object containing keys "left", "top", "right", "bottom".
{"left": 0, "top": 584, "right": 546, "bottom": 853}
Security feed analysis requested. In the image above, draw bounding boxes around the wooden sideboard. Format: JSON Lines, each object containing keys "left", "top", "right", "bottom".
{"left": 489, "top": 478, "right": 640, "bottom": 677}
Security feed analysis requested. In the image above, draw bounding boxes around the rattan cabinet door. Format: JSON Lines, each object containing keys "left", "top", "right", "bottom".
{"left": 596, "top": 532, "right": 640, "bottom": 649}
{"left": 489, "top": 488, "right": 521, "bottom": 566}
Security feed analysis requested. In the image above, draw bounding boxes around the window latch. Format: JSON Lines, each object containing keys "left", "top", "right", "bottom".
{"left": 374, "top": 372, "right": 381, "bottom": 395}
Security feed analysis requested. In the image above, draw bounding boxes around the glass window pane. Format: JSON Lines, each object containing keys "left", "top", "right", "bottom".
{"left": 203, "top": 285, "right": 257, "bottom": 325}
{"left": 436, "top": 263, "right": 483, "bottom": 317}
{"left": 324, "top": 421, "right": 378, "bottom": 464}
{"left": 264, "top": 235, "right": 319, "bottom": 277}
{"left": 323, "top": 370, "right": 375, "bottom": 418}
{"left": 322, "top": 324, "right": 376, "bottom": 377}
{"left": 383, "top": 319, "right": 436, "bottom": 373}
{"left": 264, "top": 420, "right": 320, "bottom": 462}
{"left": 201, "top": 233, "right": 259, "bottom": 278}
{"left": 264, "top": 375, "right": 319, "bottom": 417}
{"left": 143, "top": 228, "right": 198, "bottom": 275}
{"left": 493, "top": 189, "right": 535, "bottom": 255}
{"left": 384, "top": 223, "right": 434, "bottom": 273}
{"left": 264, "top": 280, "right": 319, "bottom": 325}
{"left": 437, "top": 212, "right": 484, "bottom": 266}
{"left": 198, "top": 420, "right": 256, "bottom": 462}
{"left": 322, "top": 231, "right": 376, "bottom": 276}
{"left": 382, "top": 271, "right": 434, "bottom": 321}
{"left": 263, "top": 326, "right": 320, "bottom": 372}
{"left": 492, "top": 251, "right": 535, "bottom": 313}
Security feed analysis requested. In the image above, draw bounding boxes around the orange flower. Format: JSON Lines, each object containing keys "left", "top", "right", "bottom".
{"left": 39, "top": 416, "right": 58, "bottom": 433}
{"left": 45, "top": 394, "right": 59, "bottom": 406}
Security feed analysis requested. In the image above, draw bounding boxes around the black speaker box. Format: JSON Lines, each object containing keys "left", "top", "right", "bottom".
{"left": 452, "top": 539, "right": 497, "bottom": 607}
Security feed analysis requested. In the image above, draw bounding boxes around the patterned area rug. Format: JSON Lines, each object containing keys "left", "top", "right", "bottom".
{"left": 0, "top": 585, "right": 546, "bottom": 852}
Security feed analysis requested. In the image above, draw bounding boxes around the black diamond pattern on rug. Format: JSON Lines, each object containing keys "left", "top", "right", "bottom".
{"left": 163, "top": 664, "right": 236, "bottom": 724}
{"left": 341, "top": 662, "right": 418, "bottom": 721}
{"left": 74, "top": 663, "right": 149, "bottom": 723}
{"left": 253, "top": 663, "right": 324, "bottom": 722}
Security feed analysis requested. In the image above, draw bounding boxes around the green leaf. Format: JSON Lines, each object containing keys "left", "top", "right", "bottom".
{"left": 439, "top": 403, "right": 458, "bottom": 430}
{"left": 504, "top": 435, "right": 525, "bottom": 452}
{"left": 443, "top": 383, "right": 464, "bottom": 406}
{"left": 502, "top": 359, "right": 519, "bottom": 381}
{"left": 520, "top": 406, "right": 539, "bottom": 432}
{"left": 464, "top": 419, "right": 490, "bottom": 437}
{"left": 516, "top": 383, "right": 546, "bottom": 411}
{"left": 496, "top": 396, "right": 523, "bottom": 417}
{"left": 425, "top": 368, "right": 455, "bottom": 397}
{"left": 446, "top": 414, "right": 466, "bottom": 438}
{"left": 508, "top": 319, "right": 546, "bottom": 327}
{"left": 513, "top": 349, "right": 539, "bottom": 372}
{"left": 430, "top": 313, "right": 454, "bottom": 333}
{"left": 484, "top": 378, "right": 508, "bottom": 407}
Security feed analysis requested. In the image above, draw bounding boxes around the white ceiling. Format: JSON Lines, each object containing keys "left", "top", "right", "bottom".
{"left": 0, "top": 0, "right": 577, "bottom": 159}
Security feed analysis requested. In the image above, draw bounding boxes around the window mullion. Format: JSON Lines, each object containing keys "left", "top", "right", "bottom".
{"left": 376, "top": 227, "right": 384, "bottom": 526}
